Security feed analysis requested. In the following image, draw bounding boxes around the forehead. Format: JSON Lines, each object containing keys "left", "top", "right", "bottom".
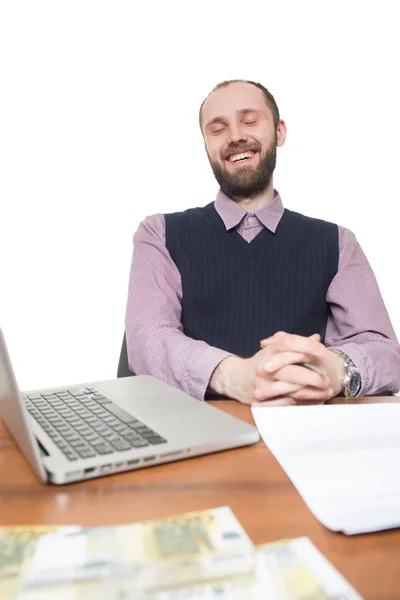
{"left": 202, "top": 82, "right": 270, "bottom": 127}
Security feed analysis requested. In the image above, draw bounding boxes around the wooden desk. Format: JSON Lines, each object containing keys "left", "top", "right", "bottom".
{"left": 1, "top": 398, "right": 400, "bottom": 599}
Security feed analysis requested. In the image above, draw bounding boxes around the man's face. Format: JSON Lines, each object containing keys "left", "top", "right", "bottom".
{"left": 201, "top": 82, "right": 286, "bottom": 199}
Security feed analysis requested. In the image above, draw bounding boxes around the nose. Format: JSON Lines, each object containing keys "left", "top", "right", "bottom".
{"left": 227, "top": 122, "right": 248, "bottom": 145}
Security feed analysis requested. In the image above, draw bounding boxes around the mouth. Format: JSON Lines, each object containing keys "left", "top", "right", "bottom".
{"left": 225, "top": 150, "right": 257, "bottom": 166}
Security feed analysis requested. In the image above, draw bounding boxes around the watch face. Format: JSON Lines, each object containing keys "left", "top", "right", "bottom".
{"left": 350, "top": 372, "right": 361, "bottom": 396}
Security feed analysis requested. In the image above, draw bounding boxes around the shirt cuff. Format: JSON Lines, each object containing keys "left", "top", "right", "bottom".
{"left": 189, "top": 347, "right": 233, "bottom": 400}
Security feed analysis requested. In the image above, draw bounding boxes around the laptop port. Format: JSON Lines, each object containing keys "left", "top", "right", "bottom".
{"left": 160, "top": 450, "right": 183, "bottom": 459}
{"left": 127, "top": 459, "right": 140, "bottom": 465}
{"left": 84, "top": 467, "right": 96, "bottom": 474}
{"left": 144, "top": 456, "right": 156, "bottom": 462}
{"left": 101, "top": 464, "right": 113, "bottom": 473}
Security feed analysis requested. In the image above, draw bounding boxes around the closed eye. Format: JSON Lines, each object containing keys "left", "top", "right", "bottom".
{"left": 210, "top": 126, "right": 226, "bottom": 134}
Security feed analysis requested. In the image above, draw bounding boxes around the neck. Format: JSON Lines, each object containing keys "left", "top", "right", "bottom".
{"left": 233, "top": 181, "right": 275, "bottom": 212}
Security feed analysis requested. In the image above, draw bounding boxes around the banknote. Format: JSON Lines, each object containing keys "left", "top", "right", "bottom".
{"left": 255, "top": 539, "right": 330, "bottom": 600}
{"left": 138, "top": 537, "right": 363, "bottom": 600}
{"left": 0, "top": 526, "right": 78, "bottom": 600}
{"left": 19, "top": 507, "right": 255, "bottom": 594}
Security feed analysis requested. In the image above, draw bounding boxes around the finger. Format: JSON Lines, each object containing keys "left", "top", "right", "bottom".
{"left": 271, "top": 364, "right": 330, "bottom": 389}
{"left": 289, "top": 386, "right": 334, "bottom": 402}
{"left": 251, "top": 397, "right": 298, "bottom": 407}
{"left": 260, "top": 332, "right": 321, "bottom": 348}
{"left": 260, "top": 331, "right": 287, "bottom": 348}
{"left": 260, "top": 351, "right": 310, "bottom": 375}
{"left": 253, "top": 380, "right": 303, "bottom": 401}
{"left": 252, "top": 398, "right": 326, "bottom": 408}
{"left": 269, "top": 334, "right": 325, "bottom": 360}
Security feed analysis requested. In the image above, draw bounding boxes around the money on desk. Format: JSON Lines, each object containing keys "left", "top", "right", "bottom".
{"left": 0, "top": 525, "right": 79, "bottom": 600}
{"left": 15, "top": 507, "right": 254, "bottom": 597}
{"left": 0, "top": 512, "right": 362, "bottom": 600}
{"left": 146, "top": 537, "right": 363, "bottom": 600}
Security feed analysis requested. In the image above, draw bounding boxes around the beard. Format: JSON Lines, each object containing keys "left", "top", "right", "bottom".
{"left": 208, "top": 136, "right": 277, "bottom": 199}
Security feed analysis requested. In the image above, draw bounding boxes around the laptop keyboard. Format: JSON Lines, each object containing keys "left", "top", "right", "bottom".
{"left": 24, "top": 387, "right": 167, "bottom": 461}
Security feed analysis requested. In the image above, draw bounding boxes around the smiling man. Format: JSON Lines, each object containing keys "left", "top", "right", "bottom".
{"left": 125, "top": 79, "right": 400, "bottom": 405}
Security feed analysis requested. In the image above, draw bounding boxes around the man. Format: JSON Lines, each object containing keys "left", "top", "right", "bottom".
{"left": 125, "top": 79, "right": 400, "bottom": 406}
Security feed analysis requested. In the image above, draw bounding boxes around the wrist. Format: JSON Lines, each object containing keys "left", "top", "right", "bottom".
{"left": 325, "top": 350, "right": 346, "bottom": 396}
{"left": 209, "top": 356, "right": 246, "bottom": 398}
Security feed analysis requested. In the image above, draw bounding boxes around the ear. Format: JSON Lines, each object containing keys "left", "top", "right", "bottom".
{"left": 276, "top": 120, "right": 287, "bottom": 147}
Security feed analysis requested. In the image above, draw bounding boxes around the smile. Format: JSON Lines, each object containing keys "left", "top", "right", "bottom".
{"left": 227, "top": 150, "right": 257, "bottom": 164}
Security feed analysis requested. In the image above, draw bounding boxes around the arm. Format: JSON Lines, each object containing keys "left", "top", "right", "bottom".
{"left": 125, "top": 214, "right": 231, "bottom": 400}
{"left": 325, "top": 226, "right": 400, "bottom": 396}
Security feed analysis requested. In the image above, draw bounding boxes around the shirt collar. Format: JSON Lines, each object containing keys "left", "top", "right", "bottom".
{"left": 214, "top": 189, "right": 284, "bottom": 233}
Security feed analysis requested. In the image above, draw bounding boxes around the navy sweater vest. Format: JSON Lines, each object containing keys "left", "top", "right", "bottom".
{"left": 164, "top": 202, "right": 339, "bottom": 358}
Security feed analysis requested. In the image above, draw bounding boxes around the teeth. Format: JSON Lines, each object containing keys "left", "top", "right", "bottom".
{"left": 231, "top": 152, "right": 252, "bottom": 162}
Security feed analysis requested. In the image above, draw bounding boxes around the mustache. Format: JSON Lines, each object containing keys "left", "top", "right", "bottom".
{"left": 220, "top": 142, "right": 261, "bottom": 160}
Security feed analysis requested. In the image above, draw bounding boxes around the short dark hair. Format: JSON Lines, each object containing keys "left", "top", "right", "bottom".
{"left": 199, "top": 79, "right": 280, "bottom": 130}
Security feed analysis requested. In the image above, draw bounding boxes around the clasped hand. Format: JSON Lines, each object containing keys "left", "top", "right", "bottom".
{"left": 250, "top": 331, "right": 343, "bottom": 406}
{"left": 210, "top": 331, "right": 345, "bottom": 405}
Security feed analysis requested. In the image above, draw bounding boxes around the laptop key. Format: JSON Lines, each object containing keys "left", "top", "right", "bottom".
{"left": 147, "top": 436, "right": 167, "bottom": 445}
{"left": 86, "top": 434, "right": 103, "bottom": 444}
{"left": 113, "top": 423, "right": 128, "bottom": 433}
{"left": 141, "top": 431, "right": 162, "bottom": 440}
{"left": 104, "top": 417, "right": 120, "bottom": 426}
{"left": 90, "top": 407, "right": 105, "bottom": 415}
{"left": 117, "top": 426, "right": 132, "bottom": 436}
{"left": 111, "top": 440, "right": 132, "bottom": 451}
{"left": 92, "top": 443, "right": 114, "bottom": 455}
{"left": 64, "top": 451, "right": 78, "bottom": 461}
{"left": 103, "top": 433, "right": 123, "bottom": 442}
{"left": 123, "top": 432, "right": 143, "bottom": 442}
{"left": 104, "top": 404, "right": 137, "bottom": 423}
{"left": 67, "top": 389, "right": 87, "bottom": 397}
{"left": 85, "top": 416, "right": 99, "bottom": 424}
{"left": 69, "top": 439, "right": 86, "bottom": 448}
{"left": 79, "top": 427, "right": 94, "bottom": 436}
{"left": 27, "top": 394, "right": 42, "bottom": 400}
{"left": 127, "top": 420, "right": 143, "bottom": 428}
{"left": 131, "top": 439, "right": 149, "bottom": 448}
{"left": 94, "top": 397, "right": 111, "bottom": 405}
{"left": 94, "top": 409, "right": 110, "bottom": 417}
{"left": 132, "top": 426, "right": 153, "bottom": 435}
{"left": 78, "top": 448, "right": 97, "bottom": 459}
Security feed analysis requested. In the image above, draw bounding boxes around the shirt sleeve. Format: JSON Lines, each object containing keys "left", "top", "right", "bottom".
{"left": 125, "top": 213, "right": 232, "bottom": 400}
{"left": 325, "top": 226, "right": 400, "bottom": 396}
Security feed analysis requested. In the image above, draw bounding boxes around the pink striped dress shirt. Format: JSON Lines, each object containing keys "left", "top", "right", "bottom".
{"left": 125, "top": 190, "right": 400, "bottom": 400}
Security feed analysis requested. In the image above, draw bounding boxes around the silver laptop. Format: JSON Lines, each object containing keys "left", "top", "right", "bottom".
{"left": 0, "top": 329, "right": 259, "bottom": 484}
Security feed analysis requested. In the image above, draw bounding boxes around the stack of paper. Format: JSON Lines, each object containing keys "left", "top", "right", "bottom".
{"left": 252, "top": 403, "right": 400, "bottom": 534}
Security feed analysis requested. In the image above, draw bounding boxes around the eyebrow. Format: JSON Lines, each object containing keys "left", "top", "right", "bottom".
{"left": 205, "top": 108, "right": 259, "bottom": 129}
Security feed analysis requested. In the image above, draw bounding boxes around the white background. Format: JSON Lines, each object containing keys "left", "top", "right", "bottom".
{"left": 1, "top": 1, "right": 399, "bottom": 390}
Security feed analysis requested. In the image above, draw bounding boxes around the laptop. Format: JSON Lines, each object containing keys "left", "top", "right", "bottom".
{"left": 0, "top": 329, "right": 259, "bottom": 484}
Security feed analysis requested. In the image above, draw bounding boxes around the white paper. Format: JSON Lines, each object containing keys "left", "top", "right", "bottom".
{"left": 251, "top": 403, "right": 400, "bottom": 534}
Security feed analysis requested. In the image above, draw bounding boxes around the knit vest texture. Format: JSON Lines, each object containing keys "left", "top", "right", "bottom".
{"left": 164, "top": 202, "right": 339, "bottom": 358}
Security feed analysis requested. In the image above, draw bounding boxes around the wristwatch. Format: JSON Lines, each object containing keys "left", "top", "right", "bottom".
{"left": 330, "top": 349, "right": 361, "bottom": 397}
